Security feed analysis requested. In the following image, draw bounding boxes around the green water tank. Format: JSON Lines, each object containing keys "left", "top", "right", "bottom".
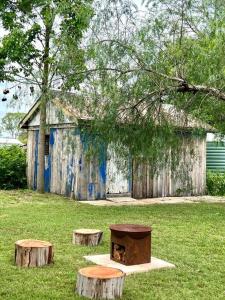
{"left": 206, "top": 141, "right": 225, "bottom": 172}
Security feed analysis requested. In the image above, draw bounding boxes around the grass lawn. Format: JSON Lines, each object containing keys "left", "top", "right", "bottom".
{"left": 0, "top": 190, "right": 224, "bottom": 300}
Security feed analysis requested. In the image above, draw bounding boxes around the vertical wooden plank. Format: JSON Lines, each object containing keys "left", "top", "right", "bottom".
{"left": 74, "top": 134, "right": 81, "bottom": 199}
{"left": 132, "top": 159, "right": 142, "bottom": 199}
{"left": 26, "top": 130, "right": 34, "bottom": 188}
{"left": 131, "top": 160, "right": 136, "bottom": 198}
{"left": 141, "top": 163, "right": 146, "bottom": 199}
{"left": 51, "top": 128, "right": 58, "bottom": 194}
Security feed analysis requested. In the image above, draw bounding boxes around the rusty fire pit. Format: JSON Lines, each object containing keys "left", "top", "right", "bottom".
{"left": 110, "top": 224, "right": 152, "bottom": 266}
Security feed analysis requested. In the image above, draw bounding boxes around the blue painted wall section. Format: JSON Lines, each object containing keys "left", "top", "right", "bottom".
{"left": 98, "top": 143, "right": 107, "bottom": 188}
{"left": 32, "top": 126, "right": 107, "bottom": 200}
{"left": 43, "top": 128, "right": 55, "bottom": 192}
{"left": 49, "top": 128, "right": 55, "bottom": 146}
{"left": 79, "top": 130, "right": 107, "bottom": 200}
{"left": 88, "top": 182, "right": 95, "bottom": 198}
{"left": 33, "top": 128, "right": 54, "bottom": 192}
{"left": 33, "top": 130, "right": 39, "bottom": 190}
{"left": 66, "top": 155, "right": 75, "bottom": 197}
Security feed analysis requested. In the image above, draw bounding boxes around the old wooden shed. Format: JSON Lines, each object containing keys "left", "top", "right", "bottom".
{"left": 20, "top": 97, "right": 211, "bottom": 200}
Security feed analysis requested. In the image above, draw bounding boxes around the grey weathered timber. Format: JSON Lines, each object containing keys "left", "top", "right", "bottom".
{"left": 72, "top": 229, "right": 103, "bottom": 246}
{"left": 15, "top": 239, "right": 53, "bottom": 267}
{"left": 76, "top": 266, "right": 125, "bottom": 299}
{"left": 132, "top": 136, "right": 206, "bottom": 199}
{"left": 26, "top": 130, "right": 36, "bottom": 189}
{"left": 26, "top": 127, "right": 106, "bottom": 200}
{"left": 23, "top": 97, "right": 210, "bottom": 200}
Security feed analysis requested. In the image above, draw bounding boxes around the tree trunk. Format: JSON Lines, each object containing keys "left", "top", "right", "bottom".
{"left": 76, "top": 266, "right": 125, "bottom": 299}
{"left": 37, "top": 98, "right": 47, "bottom": 193}
{"left": 37, "top": 21, "right": 51, "bottom": 193}
{"left": 15, "top": 239, "right": 53, "bottom": 267}
{"left": 72, "top": 229, "right": 103, "bottom": 246}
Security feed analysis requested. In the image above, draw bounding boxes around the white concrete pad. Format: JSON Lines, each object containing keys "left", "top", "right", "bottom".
{"left": 83, "top": 254, "right": 175, "bottom": 275}
{"left": 80, "top": 200, "right": 112, "bottom": 206}
{"left": 79, "top": 196, "right": 225, "bottom": 206}
{"left": 107, "top": 197, "right": 137, "bottom": 203}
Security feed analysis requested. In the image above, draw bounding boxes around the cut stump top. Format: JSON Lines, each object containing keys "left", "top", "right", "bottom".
{"left": 74, "top": 229, "right": 102, "bottom": 235}
{"left": 78, "top": 266, "right": 124, "bottom": 279}
{"left": 15, "top": 239, "right": 52, "bottom": 248}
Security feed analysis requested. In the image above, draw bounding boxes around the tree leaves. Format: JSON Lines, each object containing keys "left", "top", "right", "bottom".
{"left": 0, "top": 112, "right": 26, "bottom": 138}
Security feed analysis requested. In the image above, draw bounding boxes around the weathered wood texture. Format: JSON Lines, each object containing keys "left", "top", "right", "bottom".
{"left": 15, "top": 239, "right": 53, "bottom": 267}
{"left": 26, "top": 129, "right": 206, "bottom": 200}
{"left": 76, "top": 266, "right": 125, "bottom": 299}
{"left": 26, "top": 130, "right": 36, "bottom": 189}
{"left": 26, "top": 127, "right": 106, "bottom": 200}
{"left": 106, "top": 144, "right": 130, "bottom": 194}
{"left": 72, "top": 229, "right": 103, "bottom": 246}
{"left": 28, "top": 99, "right": 75, "bottom": 127}
{"left": 25, "top": 98, "right": 208, "bottom": 200}
{"left": 132, "top": 135, "right": 206, "bottom": 198}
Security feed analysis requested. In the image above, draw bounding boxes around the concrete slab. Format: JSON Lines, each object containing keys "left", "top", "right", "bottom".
{"left": 83, "top": 254, "right": 175, "bottom": 275}
{"left": 79, "top": 200, "right": 112, "bottom": 206}
{"left": 107, "top": 197, "right": 137, "bottom": 203}
{"left": 79, "top": 196, "right": 225, "bottom": 206}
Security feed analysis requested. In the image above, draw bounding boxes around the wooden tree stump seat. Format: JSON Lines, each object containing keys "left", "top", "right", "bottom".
{"left": 72, "top": 229, "right": 103, "bottom": 246}
{"left": 76, "top": 266, "right": 125, "bottom": 299}
{"left": 15, "top": 239, "right": 53, "bottom": 267}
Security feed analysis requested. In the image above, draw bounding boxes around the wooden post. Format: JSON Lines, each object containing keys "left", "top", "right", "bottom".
{"left": 15, "top": 239, "right": 53, "bottom": 267}
{"left": 76, "top": 266, "right": 125, "bottom": 299}
{"left": 72, "top": 229, "right": 103, "bottom": 246}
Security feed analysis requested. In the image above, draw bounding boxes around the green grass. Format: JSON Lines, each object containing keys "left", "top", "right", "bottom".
{"left": 0, "top": 190, "right": 225, "bottom": 300}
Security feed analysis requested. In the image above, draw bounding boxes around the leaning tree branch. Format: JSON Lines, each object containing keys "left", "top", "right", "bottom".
{"left": 176, "top": 81, "right": 225, "bottom": 101}
{"left": 51, "top": 61, "right": 225, "bottom": 102}
{"left": 90, "top": 38, "right": 225, "bottom": 101}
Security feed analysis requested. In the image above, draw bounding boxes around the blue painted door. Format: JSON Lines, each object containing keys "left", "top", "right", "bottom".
{"left": 33, "top": 131, "right": 39, "bottom": 190}
{"left": 33, "top": 130, "right": 52, "bottom": 192}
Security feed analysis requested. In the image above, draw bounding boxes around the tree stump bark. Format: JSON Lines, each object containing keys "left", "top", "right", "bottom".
{"left": 72, "top": 229, "right": 103, "bottom": 246}
{"left": 15, "top": 239, "right": 53, "bottom": 267}
{"left": 76, "top": 266, "right": 125, "bottom": 299}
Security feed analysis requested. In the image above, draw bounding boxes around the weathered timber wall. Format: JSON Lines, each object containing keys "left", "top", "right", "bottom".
{"left": 106, "top": 144, "right": 131, "bottom": 194}
{"left": 27, "top": 128, "right": 206, "bottom": 200}
{"left": 132, "top": 135, "right": 206, "bottom": 198}
{"left": 28, "top": 100, "right": 75, "bottom": 127}
{"left": 27, "top": 130, "right": 36, "bottom": 189}
{"left": 26, "top": 127, "right": 106, "bottom": 200}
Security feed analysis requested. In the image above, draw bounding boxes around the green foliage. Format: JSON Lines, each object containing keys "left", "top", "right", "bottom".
{"left": 0, "top": 146, "right": 27, "bottom": 189}
{"left": 0, "top": 0, "right": 94, "bottom": 89}
{"left": 80, "top": 0, "right": 225, "bottom": 165}
{"left": 17, "top": 132, "right": 28, "bottom": 144}
{"left": 0, "top": 0, "right": 94, "bottom": 192}
{"left": 207, "top": 171, "right": 225, "bottom": 196}
{"left": 0, "top": 112, "right": 25, "bottom": 138}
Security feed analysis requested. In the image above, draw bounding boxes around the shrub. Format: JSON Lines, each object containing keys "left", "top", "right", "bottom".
{"left": 206, "top": 171, "right": 225, "bottom": 196}
{"left": 0, "top": 146, "right": 27, "bottom": 189}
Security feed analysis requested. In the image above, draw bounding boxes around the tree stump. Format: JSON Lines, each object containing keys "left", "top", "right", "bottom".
{"left": 15, "top": 239, "right": 53, "bottom": 267}
{"left": 76, "top": 266, "right": 125, "bottom": 299}
{"left": 72, "top": 229, "right": 103, "bottom": 246}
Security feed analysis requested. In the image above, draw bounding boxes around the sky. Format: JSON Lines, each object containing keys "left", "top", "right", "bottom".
{"left": 135, "top": 0, "right": 145, "bottom": 7}
{"left": 0, "top": 82, "right": 31, "bottom": 119}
